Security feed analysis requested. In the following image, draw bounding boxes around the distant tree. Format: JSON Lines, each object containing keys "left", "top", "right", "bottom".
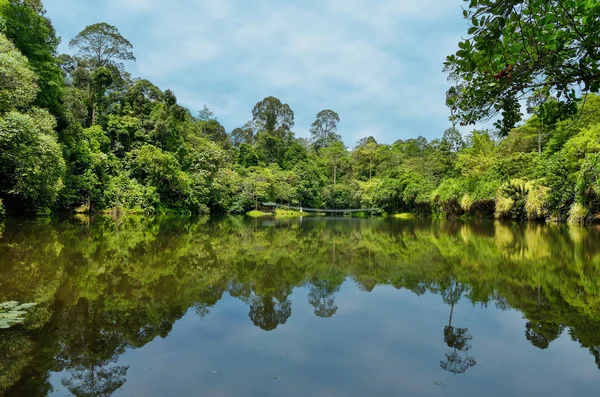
{"left": 321, "top": 142, "right": 348, "bottom": 186}
{"left": 252, "top": 96, "right": 294, "bottom": 133}
{"left": 200, "top": 119, "right": 229, "bottom": 147}
{"left": 69, "top": 22, "right": 135, "bottom": 70}
{"left": 197, "top": 104, "right": 215, "bottom": 121}
{"left": 353, "top": 136, "right": 379, "bottom": 180}
{"left": 237, "top": 143, "right": 259, "bottom": 168}
{"left": 283, "top": 143, "right": 308, "bottom": 170}
{"left": 310, "top": 109, "right": 341, "bottom": 151}
{"left": 230, "top": 125, "right": 254, "bottom": 147}
{"left": 442, "top": 128, "right": 465, "bottom": 153}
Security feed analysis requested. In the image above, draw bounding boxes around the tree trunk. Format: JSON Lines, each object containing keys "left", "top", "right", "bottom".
{"left": 91, "top": 102, "right": 97, "bottom": 126}
{"left": 333, "top": 165, "right": 337, "bottom": 186}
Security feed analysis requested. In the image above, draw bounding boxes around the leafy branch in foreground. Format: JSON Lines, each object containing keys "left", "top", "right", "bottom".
{"left": 444, "top": 0, "right": 600, "bottom": 135}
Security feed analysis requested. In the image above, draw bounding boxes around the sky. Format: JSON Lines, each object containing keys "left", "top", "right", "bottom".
{"left": 44, "top": 0, "right": 470, "bottom": 147}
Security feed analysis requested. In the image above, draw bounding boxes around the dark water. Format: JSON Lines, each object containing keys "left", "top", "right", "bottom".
{"left": 1, "top": 216, "right": 600, "bottom": 396}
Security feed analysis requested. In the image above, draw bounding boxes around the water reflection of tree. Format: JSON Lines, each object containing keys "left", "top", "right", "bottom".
{"left": 248, "top": 295, "right": 292, "bottom": 331}
{"left": 56, "top": 299, "right": 129, "bottom": 397}
{"left": 308, "top": 279, "right": 339, "bottom": 318}
{"left": 5, "top": 217, "right": 600, "bottom": 393}
{"left": 439, "top": 278, "right": 476, "bottom": 374}
{"left": 62, "top": 363, "right": 128, "bottom": 397}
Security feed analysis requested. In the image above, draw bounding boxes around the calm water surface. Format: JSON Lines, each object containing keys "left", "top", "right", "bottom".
{"left": 1, "top": 216, "right": 600, "bottom": 396}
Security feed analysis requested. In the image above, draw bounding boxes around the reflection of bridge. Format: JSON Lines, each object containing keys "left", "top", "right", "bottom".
{"left": 262, "top": 203, "right": 373, "bottom": 214}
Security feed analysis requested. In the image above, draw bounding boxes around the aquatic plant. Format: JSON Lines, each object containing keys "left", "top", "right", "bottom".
{"left": 0, "top": 302, "right": 37, "bottom": 329}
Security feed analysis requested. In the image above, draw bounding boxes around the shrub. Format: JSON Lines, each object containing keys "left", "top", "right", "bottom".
{"left": 525, "top": 184, "right": 550, "bottom": 220}
{"left": 568, "top": 202, "right": 590, "bottom": 225}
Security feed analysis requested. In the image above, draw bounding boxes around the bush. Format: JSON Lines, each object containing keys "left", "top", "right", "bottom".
{"left": 495, "top": 179, "right": 529, "bottom": 220}
{"left": 568, "top": 202, "right": 590, "bottom": 225}
{"left": 525, "top": 183, "right": 550, "bottom": 220}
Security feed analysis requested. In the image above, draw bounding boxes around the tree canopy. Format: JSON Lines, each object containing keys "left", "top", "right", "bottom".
{"left": 444, "top": 0, "right": 600, "bottom": 135}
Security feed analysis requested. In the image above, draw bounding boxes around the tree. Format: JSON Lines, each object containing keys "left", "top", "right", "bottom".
{"left": 251, "top": 96, "right": 294, "bottom": 133}
{"left": 199, "top": 119, "right": 229, "bottom": 147}
{"left": 0, "top": 0, "right": 65, "bottom": 117}
{"left": 310, "top": 109, "right": 341, "bottom": 151}
{"left": 237, "top": 143, "right": 259, "bottom": 168}
{"left": 0, "top": 33, "right": 38, "bottom": 113}
{"left": 197, "top": 104, "right": 215, "bottom": 121}
{"left": 441, "top": 128, "right": 465, "bottom": 153}
{"left": 283, "top": 142, "right": 308, "bottom": 170}
{"left": 69, "top": 22, "right": 136, "bottom": 69}
{"left": 255, "top": 131, "right": 285, "bottom": 165}
{"left": 230, "top": 125, "right": 253, "bottom": 147}
{"left": 0, "top": 110, "right": 66, "bottom": 213}
{"left": 321, "top": 141, "right": 348, "bottom": 186}
{"left": 0, "top": 34, "right": 65, "bottom": 213}
{"left": 240, "top": 167, "right": 272, "bottom": 210}
{"left": 444, "top": 0, "right": 600, "bottom": 135}
{"left": 353, "top": 136, "right": 379, "bottom": 181}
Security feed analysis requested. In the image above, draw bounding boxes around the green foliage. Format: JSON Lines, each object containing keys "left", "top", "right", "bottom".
{"left": 238, "top": 143, "right": 259, "bottom": 168}
{"left": 560, "top": 124, "right": 600, "bottom": 171}
{"left": 445, "top": 0, "right": 600, "bottom": 135}
{"left": 495, "top": 179, "right": 530, "bottom": 220}
{"left": 68, "top": 22, "right": 135, "bottom": 69}
{"left": 0, "top": 1, "right": 599, "bottom": 221}
{"left": 0, "top": 33, "right": 37, "bottom": 113}
{"left": 310, "top": 109, "right": 341, "bottom": 151}
{"left": 252, "top": 96, "right": 294, "bottom": 133}
{"left": 0, "top": 0, "right": 64, "bottom": 117}
{"left": 0, "top": 109, "right": 65, "bottom": 213}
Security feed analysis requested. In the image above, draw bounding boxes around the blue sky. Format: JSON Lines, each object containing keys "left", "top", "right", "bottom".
{"left": 44, "top": 0, "right": 469, "bottom": 147}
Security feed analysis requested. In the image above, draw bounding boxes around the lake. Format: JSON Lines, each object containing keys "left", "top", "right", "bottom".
{"left": 1, "top": 215, "right": 600, "bottom": 396}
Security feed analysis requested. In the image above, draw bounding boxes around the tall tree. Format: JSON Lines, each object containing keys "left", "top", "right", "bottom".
{"left": 321, "top": 141, "right": 348, "bottom": 186}
{"left": 444, "top": 0, "right": 600, "bottom": 135}
{"left": 197, "top": 104, "right": 215, "bottom": 121}
{"left": 69, "top": 22, "right": 136, "bottom": 70}
{"left": 251, "top": 96, "right": 294, "bottom": 133}
{"left": 69, "top": 23, "right": 135, "bottom": 125}
{"left": 0, "top": 33, "right": 65, "bottom": 213}
{"left": 310, "top": 109, "right": 341, "bottom": 151}
{"left": 230, "top": 125, "right": 254, "bottom": 147}
{"left": 353, "top": 136, "right": 379, "bottom": 180}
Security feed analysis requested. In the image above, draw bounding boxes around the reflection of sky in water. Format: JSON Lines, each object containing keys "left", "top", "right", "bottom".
{"left": 48, "top": 282, "right": 600, "bottom": 397}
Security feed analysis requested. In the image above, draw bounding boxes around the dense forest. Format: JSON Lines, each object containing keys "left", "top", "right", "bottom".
{"left": 0, "top": 0, "right": 599, "bottom": 223}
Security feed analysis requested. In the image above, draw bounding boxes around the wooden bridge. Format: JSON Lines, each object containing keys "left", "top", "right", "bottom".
{"left": 262, "top": 203, "right": 374, "bottom": 214}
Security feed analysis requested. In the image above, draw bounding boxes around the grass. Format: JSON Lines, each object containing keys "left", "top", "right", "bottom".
{"left": 247, "top": 210, "right": 273, "bottom": 218}
{"left": 274, "top": 209, "right": 306, "bottom": 218}
{"left": 393, "top": 213, "right": 416, "bottom": 219}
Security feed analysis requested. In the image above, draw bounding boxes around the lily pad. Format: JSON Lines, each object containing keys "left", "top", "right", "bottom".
{"left": 0, "top": 301, "right": 37, "bottom": 329}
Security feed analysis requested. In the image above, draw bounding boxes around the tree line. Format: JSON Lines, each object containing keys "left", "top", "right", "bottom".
{"left": 0, "top": 0, "right": 599, "bottom": 223}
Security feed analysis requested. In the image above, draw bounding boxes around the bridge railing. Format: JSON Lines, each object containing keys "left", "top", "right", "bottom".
{"left": 262, "top": 203, "right": 373, "bottom": 214}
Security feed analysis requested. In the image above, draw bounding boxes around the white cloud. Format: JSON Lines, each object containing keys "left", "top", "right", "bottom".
{"left": 45, "top": 0, "right": 470, "bottom": 144}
